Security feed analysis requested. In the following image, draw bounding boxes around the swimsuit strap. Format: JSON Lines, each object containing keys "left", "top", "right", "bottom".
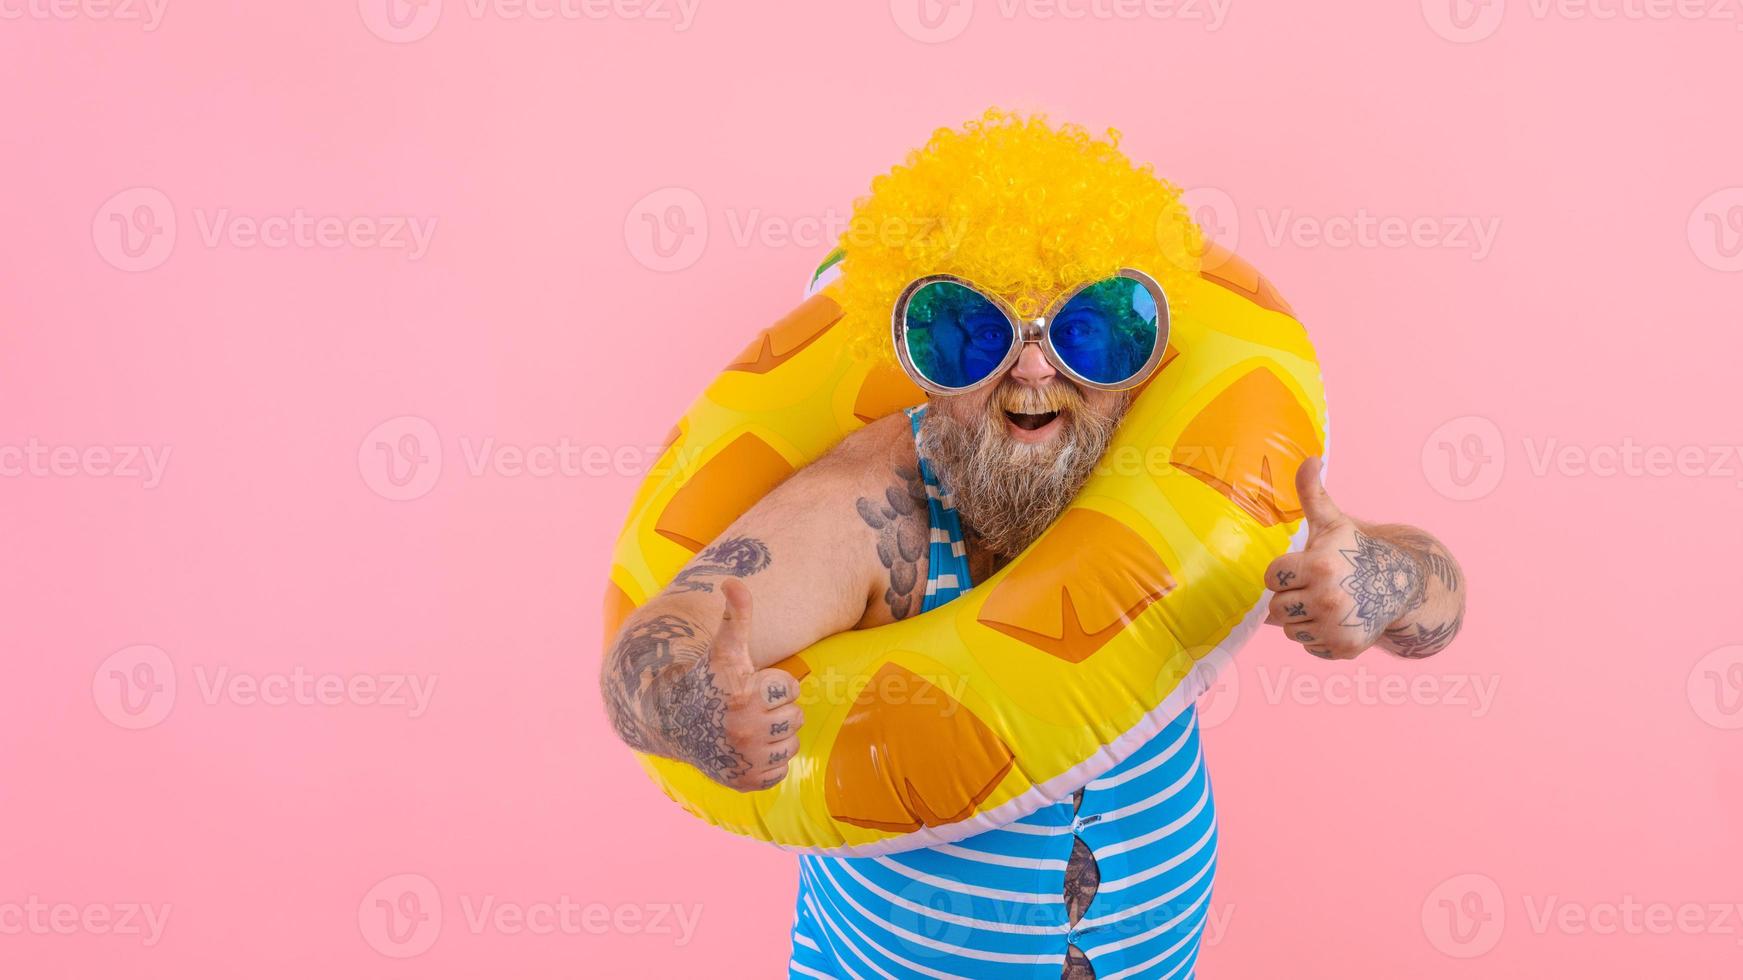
{"left": 903, "top": 404, "right": 975, "bottom": 613}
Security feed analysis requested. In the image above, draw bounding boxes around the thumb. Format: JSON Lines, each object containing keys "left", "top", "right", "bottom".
{"left": 711, "top": 578, "right": 756, "bottom": 673}
{"left": 1295, "top": 456, "right": 1343, "bottom": 529}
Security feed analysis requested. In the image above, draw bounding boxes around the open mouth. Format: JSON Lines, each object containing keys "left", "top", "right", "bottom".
{"left": 1004, "top": 410, "right": 1061, "bottom": 432}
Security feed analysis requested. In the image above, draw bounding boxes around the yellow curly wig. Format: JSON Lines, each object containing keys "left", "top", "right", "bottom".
{"left": 827, "top": 109, "right": 1204, "bottom": 365}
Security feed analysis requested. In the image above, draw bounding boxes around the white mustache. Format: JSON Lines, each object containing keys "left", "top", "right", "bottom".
{"left": 994, "top": 383, "right": 1083, "bottom": 416}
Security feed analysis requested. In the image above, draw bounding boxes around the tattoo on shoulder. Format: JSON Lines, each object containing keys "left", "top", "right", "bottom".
{"left": 1337, "top": 529, "right": 1426, "bottom": 641}
{"left": 669, "top": 536, "right": 771, "bottom": 593}
{"left": 1384, "top": 610, "right": 1464, "bottom": 659}
{"left": 856, "top": 465, "right": 927, "bottom": 620}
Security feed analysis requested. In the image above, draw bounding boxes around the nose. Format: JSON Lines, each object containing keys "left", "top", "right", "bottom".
{"left": 1007, "top": 338, "right": 1056, "bottom": 386}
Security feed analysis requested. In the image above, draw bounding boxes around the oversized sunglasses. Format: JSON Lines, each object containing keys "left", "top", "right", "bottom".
{"left": 891, "top": 269, "right": 1171, "bottom": 395}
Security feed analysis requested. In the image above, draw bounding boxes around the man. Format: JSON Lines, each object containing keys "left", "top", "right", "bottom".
{"left": 602, "top": 113, "right": 1466, "bottom": 979}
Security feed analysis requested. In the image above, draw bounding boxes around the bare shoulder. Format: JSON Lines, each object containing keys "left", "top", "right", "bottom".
{"left": 751, "top": 410, "right": 930, "bottom": 626}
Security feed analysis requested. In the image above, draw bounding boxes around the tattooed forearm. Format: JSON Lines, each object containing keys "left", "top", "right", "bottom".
{"left": 1384, "top": 611, "right": 1464, "bottom": 659}
{"left": 856, "top": 465, "right": 928, "bottom": 620}
{"left": 1388, "top": 529, "right": 1463, "bottom": 593}
{"left": 601, "top": 614, "right": 750, "bottom": 781}
{"left": 603, "top": 615, "right": 699, "bottom": 751}
{"left": 1363, "top": 525, "right": 1465, "bottom": 657}
{"left": 668, "top": 536, "right": 771, "bottom": 593}
{"left": 1336, "top": 529, "right": 1426, "bottom": 641}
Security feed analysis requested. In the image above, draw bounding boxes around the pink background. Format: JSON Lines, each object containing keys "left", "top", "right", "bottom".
{"left": 4, "top": 2, "right": 1741, "bottom": 977}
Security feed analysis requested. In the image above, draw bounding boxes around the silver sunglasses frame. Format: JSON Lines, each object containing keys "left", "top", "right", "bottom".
{"left": 890, "top": 268, "right": 1172, "bottom": 396}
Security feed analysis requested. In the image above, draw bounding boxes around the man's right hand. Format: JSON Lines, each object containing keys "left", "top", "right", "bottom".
{"left": 666, "top": 578, "right": 804, "bottom": 792}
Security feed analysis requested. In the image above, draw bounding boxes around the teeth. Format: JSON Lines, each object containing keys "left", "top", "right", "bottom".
{"left": 1005, "top": 410, "right": 1059, "bottom": 431}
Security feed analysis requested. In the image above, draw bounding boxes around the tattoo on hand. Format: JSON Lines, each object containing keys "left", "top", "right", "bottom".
{"left": 765, "top": 683, "right": 788, "bottom": 703}
{"left": 857, "top": 465, "right": 928, "bottom": 620}
{"left": 1276, "top": 570, "right": 1297, "bottom": 588}
{"left": 669, "top": 536, "right": 771, "bottom": 593}
{"left": 1285, "top": 602, "right": 1307, "bottom": 618}
{"left": 770, "top": 720, "right": 790, "bottom": 735}
{"left": 769, "top": 748, "right": 789, "bottom": 764}
{"left": 1293, "top": 631, "right": 1315, "bottom": 643}
{"left": 657, "top": 655, "right": 751, "bottom": 781}
{"left": 1337, "top": 529, "right": 1425, "bottom": 641}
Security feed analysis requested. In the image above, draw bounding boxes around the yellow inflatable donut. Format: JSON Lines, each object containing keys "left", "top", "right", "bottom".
{"left": 604, "top": 243, "right": 1328, "bottom": 855}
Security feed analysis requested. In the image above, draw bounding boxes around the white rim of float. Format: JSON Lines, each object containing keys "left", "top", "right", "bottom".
{"left": 762, "top": 250, "right": 1332, "bottom": 858}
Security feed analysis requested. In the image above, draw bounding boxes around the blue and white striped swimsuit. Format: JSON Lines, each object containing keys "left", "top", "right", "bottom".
{"left": 787, "top": 405, "right": 1218, "bottom": 980}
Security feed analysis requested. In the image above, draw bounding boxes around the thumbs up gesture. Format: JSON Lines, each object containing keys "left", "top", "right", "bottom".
{"left": 666, "top": 578, "right": 805, "bottom": 791}
{"left": 1263, "top": 458, "right": 1425, "bottom": 660}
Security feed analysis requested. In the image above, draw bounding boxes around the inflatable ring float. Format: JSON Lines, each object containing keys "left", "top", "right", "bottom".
{"left": 604, "top": 243, "right": 1329, "bottom": 855}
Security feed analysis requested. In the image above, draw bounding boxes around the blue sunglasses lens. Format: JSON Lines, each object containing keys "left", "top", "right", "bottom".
{"left": 902, "top": 281, "right": 1014, "bottom": 389}
{"left": 1049, "top": 276, "right": 1161, "bottom": 386}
